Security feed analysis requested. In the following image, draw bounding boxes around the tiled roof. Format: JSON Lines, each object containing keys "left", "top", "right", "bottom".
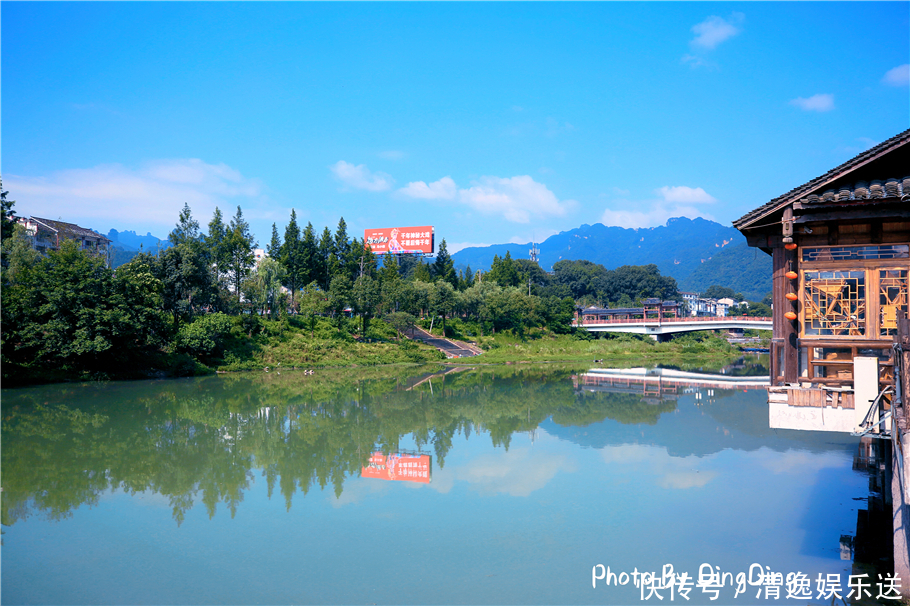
{"left": 733, "top": 129, "right": 910, "bottom": 230}
{"left": 30, "top": 217, "right": 111, "bottom": 242}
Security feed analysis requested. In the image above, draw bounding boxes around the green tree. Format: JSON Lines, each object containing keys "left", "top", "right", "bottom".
{"left": 414, "top": 260, "right": 432, "bottom": 283}
{"left": 2, "top": 241, "right": 162, "bottom": 373}
{"left": 170, "top": 203, "right": 202, "bottom": 248}
{"left": 225, "top": 206, "right": 257, "bottom": 300}
{"left": 2, "top": 224, "right": 40, "bottom": 286}
{"left": 317, "top": 226, "right": 334, "bottom": 290}
{"left": 175, "top": 312, "right": 233, "bottom": 359}
{"left": 252, "top": 257, "right": 287, "bottom": 319}
{"left": 281, "top": 210, "right": 305, "bottom": 308}
{"left": 205, "top": 207, "right": 230, "bottom": 284}
{"left": 430, "top": 280, "right": 459, "bottom": 335}
{"left": 158, "top": 206, "right": 217, "bottom": 327}
{"left": 328, "top": 274, "right": 352, "bottom": 329}
{"left": 488, "top": 251, "right": 520, "bottom": 287}
{"left": 1, "top": 178, "right": 17, "bottom": 263}
{"left": 299, "top": 282, "right": 328, "bottom": 337}
{"left": 432, "top": 239, "right": 457, "bottom": 286}
{"left": 385, "top": 311, "right": 416, "bottom": 342}
{"left": 461, "top": 264, "right": 474, "bottom": 289}
{"left": 332, "top": 218, "right": 351, "bottom": 278}
{"left": 301, "top": 222, "right": 318, "bottom": 285}
{"left": 267, "top": 223, "right": 282, "bottom": 259}
{"left": 352, "top": 274, "right": 380, "bottom": 336}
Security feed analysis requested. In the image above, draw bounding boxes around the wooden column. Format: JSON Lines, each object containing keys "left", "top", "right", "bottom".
{"left": 772, "top": 242, "right": 799, "bottom": 384}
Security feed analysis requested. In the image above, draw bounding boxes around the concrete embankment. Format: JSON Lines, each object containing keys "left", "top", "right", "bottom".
{"left": 407, "top": 326, "right": 482, "bottom": 359}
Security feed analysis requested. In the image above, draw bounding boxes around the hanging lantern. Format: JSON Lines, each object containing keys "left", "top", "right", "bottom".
{"left": 785, "top": 270, "right": 798, "bottom": 280}
{"left": 784, "top": 311, "right": 798, "bottom": 321}
{"left": 786, "top": 292, "right": 798, "bottom": 301}
{"left": 784, "top": 242, "right": 798, "bottom": 251}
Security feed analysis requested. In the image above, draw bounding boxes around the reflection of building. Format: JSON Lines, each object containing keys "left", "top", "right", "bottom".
{"left": 573, "top": 367, "right": 769, "bottom": 405}
{"left": 734, "top": 130, "right": 909, "bottom": 433}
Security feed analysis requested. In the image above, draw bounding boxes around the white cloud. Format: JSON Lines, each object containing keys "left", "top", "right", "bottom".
{"left": 683, "top": 13, "right": 743, "bottom": 68}
{"left": 6, "top": 158, "right": 264, "bottom": 231}
{"left": 329, "top": 160, "right": 394, "bottom": 192}
{"left": 601, "top": 205, "right": 715, "bottom": 229}
{"left": 600, "top": 444, "right": 717, "bottom": 490}
{"left": 790, "top": 94, "right": 834, "bottom": 112}
{"left": 458, "top": 175, "right": 575, "bottom": 224}
{"left": 690, "top": 13, "right": 743, "bottom": 50}
{"left": 429, "top": 447, "right": 576, "bottom": 497}
{"left": 378, "top": 150, "right": 406, "bottom": 160}
{"left": 601, "top": 186, "right": 717, "bottom": 228}
{"left": 397, "top": 176, "right": 457, "bottom": 200}
{"left": 657, "top": 185, "right": 717, "bottom": 204}
{"left": 883, "top": 64, "right": 910, "bottom": 87}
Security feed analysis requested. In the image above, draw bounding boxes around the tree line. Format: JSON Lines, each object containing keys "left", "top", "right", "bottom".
{"left": 1, "top": 189, "right": 697, "bottom": 378}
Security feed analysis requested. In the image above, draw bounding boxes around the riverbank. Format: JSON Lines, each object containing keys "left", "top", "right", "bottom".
{"left": 3, "top": 314, "right": 759, "bottom": 387}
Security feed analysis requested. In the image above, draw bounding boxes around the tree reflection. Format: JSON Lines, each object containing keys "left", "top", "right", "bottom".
{"left": 2, "top": 364, "right": 689, "bottom": 525}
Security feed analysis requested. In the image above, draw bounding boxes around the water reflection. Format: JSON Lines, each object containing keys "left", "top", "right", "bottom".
{"left": 2, "top": 360, "right": 881, "bottom": 605}
{"left": 3, "top": 358, "right": 854, "bottom": 529}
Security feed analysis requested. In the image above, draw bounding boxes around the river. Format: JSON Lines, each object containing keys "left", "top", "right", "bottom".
{"left": 1, "top": 359, "right": 878, "bottom": 604}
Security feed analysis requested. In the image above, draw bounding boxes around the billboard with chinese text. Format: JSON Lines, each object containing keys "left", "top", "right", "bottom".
{"left": 361, "top": 452, "right": 431, "bottom": 484}
{"left": 364, "top": 226, "right": 434, "bottom": 255}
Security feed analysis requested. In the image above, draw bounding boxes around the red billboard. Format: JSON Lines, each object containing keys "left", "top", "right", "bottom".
{"left": 362, "top": 452, "right": 431, "bottom": 484}
{"left": 364, "top": 226, "right": 434, "bottom": 255}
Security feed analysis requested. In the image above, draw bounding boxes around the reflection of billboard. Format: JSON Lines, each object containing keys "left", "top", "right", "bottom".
{"left": 364, "top": 226, "right": 434, "bottom": 255}
{"left": 362, "top": 452, "right": 431, "bottom": 484}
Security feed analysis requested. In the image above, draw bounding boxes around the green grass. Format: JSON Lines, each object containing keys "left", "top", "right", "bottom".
{"left": 462, "top": 329, "right": 743, "bottom": 366}
{"left": 211, "top": 315, "right": 445, "bottom": 371}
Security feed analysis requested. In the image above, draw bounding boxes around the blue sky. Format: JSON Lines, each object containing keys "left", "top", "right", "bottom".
{"left": 3, "top": 2, "right": 908, "bottom": 253}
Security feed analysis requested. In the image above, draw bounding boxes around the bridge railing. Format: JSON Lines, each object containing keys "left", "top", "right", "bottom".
{"left": 574, "top": 315, "right": 772, "bottom": 327}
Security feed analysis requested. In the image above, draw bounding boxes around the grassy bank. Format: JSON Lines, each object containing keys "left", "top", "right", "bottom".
{"left": 3, "top": 312, "right": 760, "bottom": 387}
{"left": 422, "top": 319, "right": 747, "bottom": 367}
{"left": 214, "top": 315, "right": 445, "bottom": 371}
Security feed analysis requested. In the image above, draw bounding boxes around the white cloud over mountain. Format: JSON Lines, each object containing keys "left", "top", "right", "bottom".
{"left": 7, "top": 158, "right": 264, "bottom": 230}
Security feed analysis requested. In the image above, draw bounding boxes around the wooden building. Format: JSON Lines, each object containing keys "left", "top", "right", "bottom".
{"left": 734, "top": 129, "right": 909, "bottom": 409}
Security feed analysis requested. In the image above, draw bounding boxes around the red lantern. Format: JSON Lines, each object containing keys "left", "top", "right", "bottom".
{"left": 786, "top": 293, "right": 798, "bottom": 301}
{"left": 784, "top": 311, "right": 798, "bottom": 321}
{"left": 785, "top": 271, "right": 798, "bottom": 280}
{"left": 784, "top": 243, "right": 798, "bottom": 250}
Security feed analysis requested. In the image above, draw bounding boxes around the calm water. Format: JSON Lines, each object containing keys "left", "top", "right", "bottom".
{"left": 1, "top": 361, "right": 873, "bottom": 605}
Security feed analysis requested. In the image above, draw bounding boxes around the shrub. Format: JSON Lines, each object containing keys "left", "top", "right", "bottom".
{"left": 176, "top": 313, "right": 233, "bottom": 358}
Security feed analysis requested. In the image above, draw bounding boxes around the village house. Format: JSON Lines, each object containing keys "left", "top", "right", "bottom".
{"left": 734, "top": 129, "right": 909, "bottom": 429}
{"left": 16, "top": 216, "right": 112, "bottom": 264}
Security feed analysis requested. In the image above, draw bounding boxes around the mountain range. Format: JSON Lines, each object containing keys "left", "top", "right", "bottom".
{"left": 101, "top": 218, "right": 772, "bottom": 300}
{"left": 107, "top": 229, "right": 172, "bottom": 268}
{"left": 451, "top": 217, "right": 772, "bottom": 300}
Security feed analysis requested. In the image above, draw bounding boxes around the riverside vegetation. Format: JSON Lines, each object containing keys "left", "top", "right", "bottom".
{"left": 0, "top": 192, "right": 763, "bottom": 385}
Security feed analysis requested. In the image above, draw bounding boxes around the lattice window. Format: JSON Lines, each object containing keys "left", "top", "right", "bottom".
{"left": 880, "top": 268, "right": 909, "bottom": 337}
{"left": 801, "top": 244, "right": 909, "bottom": 262}
{"left": 803, "top": 270, "right": 865, "bottom": 336}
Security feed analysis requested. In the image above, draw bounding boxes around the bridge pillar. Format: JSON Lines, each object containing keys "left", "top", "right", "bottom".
{"left": 650, "top": 333, "right": 672, "bottom": 343}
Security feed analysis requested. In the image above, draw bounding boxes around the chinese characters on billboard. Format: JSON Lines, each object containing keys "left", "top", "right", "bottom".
{"left": 361, "top": 452, "right": 431, "bottom": 484}
{"left": 364, "top": 226, "right": 434, "bottom": 255}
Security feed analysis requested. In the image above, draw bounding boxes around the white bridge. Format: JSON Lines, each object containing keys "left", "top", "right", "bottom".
{"left": 575, "top": 316, "right": 772, "bottom": 337}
